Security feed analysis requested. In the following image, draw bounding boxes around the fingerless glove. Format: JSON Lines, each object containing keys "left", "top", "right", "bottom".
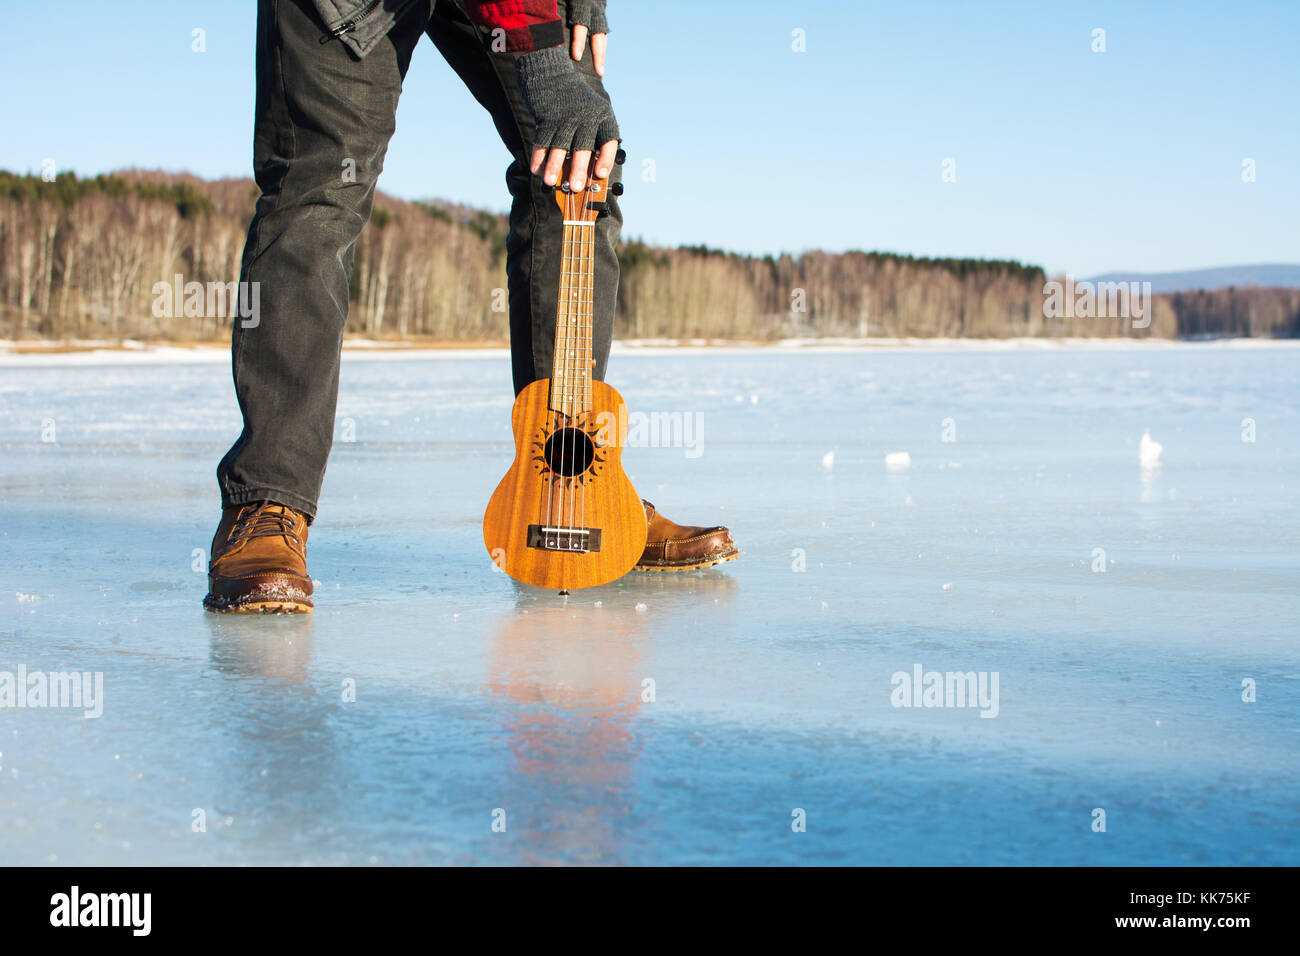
{"left": 515, "top": 44, "right": 620, "bottom": 154}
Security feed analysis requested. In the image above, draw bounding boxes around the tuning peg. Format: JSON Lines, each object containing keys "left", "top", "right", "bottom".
{"left": 614, "top": 148, "right": 626, "bottom": 166}
{"left": 610, "top": 181, "right": 624, "bottom": 196}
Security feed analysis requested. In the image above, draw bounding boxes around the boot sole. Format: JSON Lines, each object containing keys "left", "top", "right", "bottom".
{"left": 203, "top": 597, "right": 313, "bottom": 614}
{"left": 634, "top": 550, "right": 739, "bottom": 573}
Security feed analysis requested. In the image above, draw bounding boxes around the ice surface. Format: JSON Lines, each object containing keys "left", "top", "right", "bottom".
{"left": 1, "top": 343, "right": 1297, "bottom": 865}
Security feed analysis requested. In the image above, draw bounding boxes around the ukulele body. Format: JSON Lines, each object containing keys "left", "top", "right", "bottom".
{"left": 484, "top": 378, "right": 647, "bottom": 590}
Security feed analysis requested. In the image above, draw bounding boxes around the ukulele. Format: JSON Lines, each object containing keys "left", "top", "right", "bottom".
{"left": 483, "top": 152, "right": 647, "bottom": 591}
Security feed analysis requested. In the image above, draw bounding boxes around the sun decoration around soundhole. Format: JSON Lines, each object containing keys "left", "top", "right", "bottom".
{"left": 531, "top": 415, "right": 606, "bottom": 487}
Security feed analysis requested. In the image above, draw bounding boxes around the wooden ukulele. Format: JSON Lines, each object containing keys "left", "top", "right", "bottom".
{"left": 483, "top": 153, "right": 646, "bottom": 591}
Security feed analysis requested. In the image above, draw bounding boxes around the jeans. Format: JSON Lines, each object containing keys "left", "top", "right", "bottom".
{"left": 217, "top": 0, "right": 621, "bottom": 519}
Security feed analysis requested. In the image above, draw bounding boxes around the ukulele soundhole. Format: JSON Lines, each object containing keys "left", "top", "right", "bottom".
{"left": 542, "top": 428, "right": 596, "bottom": 477}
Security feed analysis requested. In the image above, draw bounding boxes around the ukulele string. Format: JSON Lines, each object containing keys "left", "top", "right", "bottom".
{"left": 544, "top": 194, "right": 560, "bottom": 538}
{"left": 556, "top": 187, "right": 565, "bottom": 534}
{"left": 569, "top": 184, "right": 578, "bottom": 543}
{"left": 561, "top": 185, "right": 575, "bottom": 540}
{"left": 579, "top": 179, "right": 597, "bottom": 548}
{"left": 575, "top": 185, "right": 586, "bottom": 539}
{"left": 574, "top": 184, "right": 585, "bottom": 546}
{"left": 579, "top": 185, "right": 592, "bottom": 547}
{"left": 547, "top": 184, "right": 571, "bottom": 538}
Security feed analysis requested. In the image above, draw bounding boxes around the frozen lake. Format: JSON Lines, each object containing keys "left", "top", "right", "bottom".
{"left": 1, "top": 342, "right": 1297, "bottom": 865}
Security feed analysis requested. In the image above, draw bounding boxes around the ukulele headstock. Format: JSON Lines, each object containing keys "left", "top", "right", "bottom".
{"left": 553, "top": 147, "right": 626, "bottom": 221}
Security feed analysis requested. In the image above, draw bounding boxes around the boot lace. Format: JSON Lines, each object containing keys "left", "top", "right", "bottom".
{"left": 231, "top": 504, "right": 301, "bottom": 545}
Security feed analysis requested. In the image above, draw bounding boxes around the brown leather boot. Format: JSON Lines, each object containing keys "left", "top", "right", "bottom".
{"left": 203, "top": 501, "right": 314, "bottom": 613}
{"left": 635, "top": 500, "right": 738, "bottom": 572}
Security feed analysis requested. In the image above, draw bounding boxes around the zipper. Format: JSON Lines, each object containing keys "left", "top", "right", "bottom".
{"left": 319, "top": 0, "right": 383, "bottom": 44}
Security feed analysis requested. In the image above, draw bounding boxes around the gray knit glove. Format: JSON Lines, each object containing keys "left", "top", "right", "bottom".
{"left": 516, "top": 45, "right": 620, "bottom": 155}
{"left": 566, "top": 0, "right": 609, "bottom": 35}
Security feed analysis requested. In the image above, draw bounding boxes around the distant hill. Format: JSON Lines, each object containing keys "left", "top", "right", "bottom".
{"left": 1085, "top": 265, "right": 1300, "bottom": 294}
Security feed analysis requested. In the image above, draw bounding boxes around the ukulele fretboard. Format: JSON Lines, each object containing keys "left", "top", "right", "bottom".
{"left": 549, "top": 186, "right": 600, "bottom": 418}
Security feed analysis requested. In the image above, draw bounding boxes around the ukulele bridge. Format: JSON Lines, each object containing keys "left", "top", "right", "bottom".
{"left": 527, "top": 524, "right": 603, "bottom": 553}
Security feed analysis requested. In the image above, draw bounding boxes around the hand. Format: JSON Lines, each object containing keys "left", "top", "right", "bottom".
{"left": 566, "top": 0, "right": 609, "bottom": 76}
{"left": 515, "top": 45, "right": 620, "bottom": 192}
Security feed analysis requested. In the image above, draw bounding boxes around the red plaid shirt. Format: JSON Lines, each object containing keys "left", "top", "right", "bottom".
{"left": 466, "top": 1, "right": 565, "bottom": 52}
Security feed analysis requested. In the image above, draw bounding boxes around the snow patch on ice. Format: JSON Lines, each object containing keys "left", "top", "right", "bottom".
{"left": 1139, "top": 430, "right": 1164, "bottom": 469}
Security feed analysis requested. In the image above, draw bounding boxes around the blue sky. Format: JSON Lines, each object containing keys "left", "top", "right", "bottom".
{"left": 4, "top": 0, "right": 1297, "bottom": 275}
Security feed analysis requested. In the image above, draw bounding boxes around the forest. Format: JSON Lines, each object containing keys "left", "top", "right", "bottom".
{"left": 2, "top": 169, "right": 1296, "bottom": 342}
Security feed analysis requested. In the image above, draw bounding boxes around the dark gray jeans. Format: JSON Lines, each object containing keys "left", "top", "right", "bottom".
{"left": 218, "top": 0, "right": 621, "bottom": 520}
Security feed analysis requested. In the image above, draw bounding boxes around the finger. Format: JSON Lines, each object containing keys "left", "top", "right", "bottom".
{"left": 591, "top": 33, "right": 607, "bottom": 76}
{"left": 593, "top": 140, "right": 619, "bottom": 179}
{"left": 570, "top": 24, "right": 588, "bottom": 62}
{"left": 530, "top": 146, "right": 548, "bottom": 175}
{"left": 542, "top": 147, "right": 568, "bottom": 186}
{"left": 569, "top": 149, "right": 593, "bottom": 191}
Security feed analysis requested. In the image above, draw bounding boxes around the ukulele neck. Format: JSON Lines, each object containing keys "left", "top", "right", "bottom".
{"left": 549, "top": 198, "right": 597, "bottom": 419}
